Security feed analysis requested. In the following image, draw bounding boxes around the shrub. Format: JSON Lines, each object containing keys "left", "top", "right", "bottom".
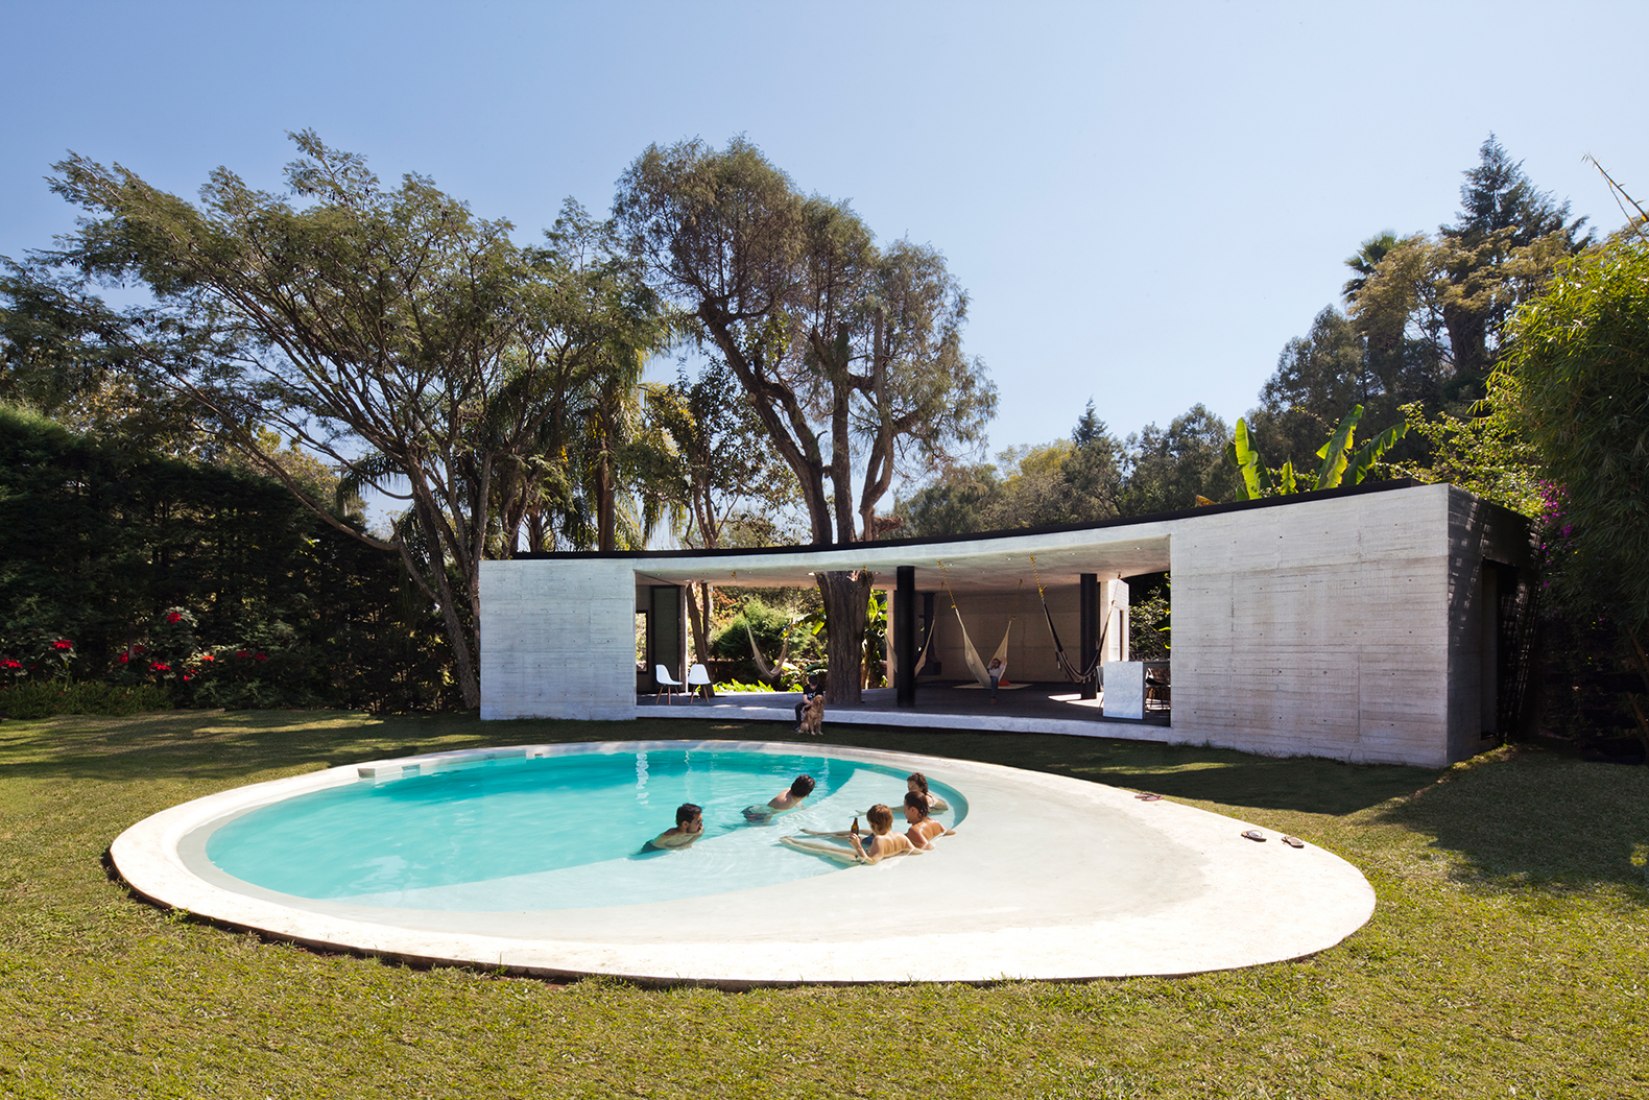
{"left": 0, "top": 681, "right": 173, "bottom": 719}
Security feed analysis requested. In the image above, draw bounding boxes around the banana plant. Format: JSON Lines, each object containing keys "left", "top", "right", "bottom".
{"left": 1229, "top": 404, "right": 1407, "bottom": 499}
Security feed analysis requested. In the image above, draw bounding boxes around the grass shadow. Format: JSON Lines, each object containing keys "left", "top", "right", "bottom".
{"left": 1373, "top": 746, "right": 1649, "bottom": 894}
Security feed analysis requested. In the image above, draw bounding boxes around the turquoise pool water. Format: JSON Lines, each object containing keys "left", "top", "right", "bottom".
{"left": 203, "top": 747, "right": 965, "bottom": 912}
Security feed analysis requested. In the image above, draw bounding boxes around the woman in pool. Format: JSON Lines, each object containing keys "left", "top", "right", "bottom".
{"left": 906, "top": 771, "right": 949, "bottom": 814}
{"left": 902, "top": 791, "right": 955, "bottom": 849}
{"left": 743, "top": 775, "right": 816, "bottom": 822}
{"left": 782, "top": 803, "right": 918, "bottom": 865}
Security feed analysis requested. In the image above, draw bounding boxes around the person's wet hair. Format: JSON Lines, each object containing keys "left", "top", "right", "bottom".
{"left": 903, "top": 790, "right": 930, "bottom": 817}
{"left": 790, "top": 775, "right": 816, "bottom": 797}
{"left": 906, "top": 772, "right": 929, "bottom": 794}
{"left": 676, "top": 803, "right": 702, "bottom": 828}
{"left": 866, "top": 803, "right": 894, "bottom": 833}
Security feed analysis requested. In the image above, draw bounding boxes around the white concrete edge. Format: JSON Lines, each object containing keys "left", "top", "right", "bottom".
{"left": 109, "top": 741, "right": 1377, "bottom": 986}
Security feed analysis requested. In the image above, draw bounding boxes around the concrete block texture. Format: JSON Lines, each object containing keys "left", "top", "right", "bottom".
{"left": 480, "top": 559, "right": 637, "bottom": 720}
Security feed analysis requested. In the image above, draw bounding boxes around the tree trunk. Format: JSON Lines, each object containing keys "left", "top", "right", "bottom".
{"left": 686, "top": 581, "right": 712, "bottom": 666}
{"left": 816, "top": 570, "right": 870, "bottom": 705}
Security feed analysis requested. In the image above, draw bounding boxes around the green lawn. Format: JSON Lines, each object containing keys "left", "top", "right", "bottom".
{"left": 2, "top": 710, "right": 1646, "bottom": 1099}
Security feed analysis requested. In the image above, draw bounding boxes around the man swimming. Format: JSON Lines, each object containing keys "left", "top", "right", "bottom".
{"left": 645, "top": 802, "right": 704, "bottom": 850}
{"left": 742, "top": 774, "right": 816, "bottom": 822}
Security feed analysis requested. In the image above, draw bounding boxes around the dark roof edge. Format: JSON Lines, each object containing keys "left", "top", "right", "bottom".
{"left": 512, "top": 478, "right": 1429, "bottom": 563}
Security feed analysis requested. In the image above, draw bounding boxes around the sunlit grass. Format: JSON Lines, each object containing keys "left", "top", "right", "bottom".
{"left": 2, "top": 710, "right": 1646, "bottom": 1098}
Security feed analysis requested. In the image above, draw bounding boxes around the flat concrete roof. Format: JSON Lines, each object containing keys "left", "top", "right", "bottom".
{"left": 111, "top": 741, "right": 1375, "bottom": 986}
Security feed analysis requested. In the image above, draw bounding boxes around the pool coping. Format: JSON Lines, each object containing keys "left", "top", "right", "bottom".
{"left": 109, "top": 740, "right": 1377, "bottom": 987}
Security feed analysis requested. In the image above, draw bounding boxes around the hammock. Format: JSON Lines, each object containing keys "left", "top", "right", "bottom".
{"left": 912, "top": 610, "right": 939, "bottom": 676}
{"left": 953, "top": 609, "right": 1015, "bottom": 687}
{"left": 1030, "top": 554, "right": 1116, "bottom": 683}
{"left": 938, "top": 559, "right": 1016, "bottom": 687}
{"left": 743, "top": 618, "right": 793, "bottom": 684}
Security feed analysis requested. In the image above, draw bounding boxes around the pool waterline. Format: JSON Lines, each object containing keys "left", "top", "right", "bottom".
{"left": 199, "top": 745, "right": 966, "bottom": 911}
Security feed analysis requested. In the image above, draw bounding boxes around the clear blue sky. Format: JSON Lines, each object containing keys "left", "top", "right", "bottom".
{"left": 4, "top": 0, "right": 1645, "bottom": 458}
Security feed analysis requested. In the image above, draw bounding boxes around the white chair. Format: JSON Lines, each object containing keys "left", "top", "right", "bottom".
{"left": 687, "top": 662, "right": 712, "bottom": 701}
{"left": 654, "top": 664, "right": 683, "bottom": 704}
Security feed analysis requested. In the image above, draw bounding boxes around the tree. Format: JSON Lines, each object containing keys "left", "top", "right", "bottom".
{"left": 1247, "top": 307, "right": 1376, "bottom": 467}
{"left": 0, "top": 260, "right": 206, "bottom": 456}
{"left": 42, "top": 133, "right": 665, "bottom": 707}
{"left": 614, "top": 138, "right": 996, "bottom": 702}
{"left": 1119, "top": 404, "right": 1237, "bottom": 515}
{"left": 1495, "top": 233, "right": 1649, "bottom": 750}
{"left": 894, "top": 460, "right": 1006, "bottom": 538}
{"left": 642, "top": 361, "right": 800, "bottom": 662}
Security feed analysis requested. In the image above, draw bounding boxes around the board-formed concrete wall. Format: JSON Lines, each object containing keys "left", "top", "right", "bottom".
{"left": 479, "top": 558, "right": 636, "bottom": 720}
{"left": 1167, "top": 482, "right": 1528, "bottom": 767}
{"left": 478, "top": 483, "right": 1531, "bottom": 767}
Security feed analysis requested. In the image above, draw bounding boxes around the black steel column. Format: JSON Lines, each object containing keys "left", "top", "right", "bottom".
{"left": 1079, "top": 572, "right": 1099, "bottom": 700}
{"left": 895, "top": 566, "right": 917, "bottom": 707}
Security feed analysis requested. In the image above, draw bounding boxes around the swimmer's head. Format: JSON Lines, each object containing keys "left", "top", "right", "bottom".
{"left": 790, "top": 775, "right": 816, "bottom": 798}
{"left": 676, "top": 803, "right": 702, "bottom": 829}
{"left": 903, "top": 791, "right": 930, "bottom": 818}
{"left": 906, "top": 772, "right": 929, "bottom": 795}
{"left": 866, "top": 803, "right": 894, "bottom": 835}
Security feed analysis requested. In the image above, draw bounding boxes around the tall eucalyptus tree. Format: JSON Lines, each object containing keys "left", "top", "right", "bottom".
{"left": 615, "top": 138, "right": 996, "bottom": 702}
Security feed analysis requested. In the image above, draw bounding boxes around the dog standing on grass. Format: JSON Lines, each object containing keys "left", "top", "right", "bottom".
{"left": 797, "top": 693, "right": 826, "bottom": 736}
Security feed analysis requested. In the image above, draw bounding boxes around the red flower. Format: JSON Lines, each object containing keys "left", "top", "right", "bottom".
{"left": 199, "top": 654, "right": 215, "bottom": 662}
{"left": 235, "top": 650, "right": 252, "bottom": 660}
{"left": 150, "top": 662, "right": 171, "bottom": 673}
{"left": 254, "top": 652, "right": 269, "bottom": 662}
{"left": 52, "top": 639, "right": 74, "bottom": 651}
{"left": 182, "top": 674, "right": 193, "bottom": 682}
{"left": 1, "top": 658, "right": 22, "bottom": 670}
{"left": 165, "top": 611, "right": 183, "bottom": 624}
{"left": 117, "top": 653, "right": 130, "bottom": 664}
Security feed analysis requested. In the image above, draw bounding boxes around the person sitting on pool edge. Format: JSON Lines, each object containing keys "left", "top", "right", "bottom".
{"left": 743, "top": 774, "right": 816, "bottom": 822}
{"left": 646, "top": 802, "right": 704, "bottom": 850}
{"left": 902, "top": 791, "right": 955, "bottom": 849}
{"left": 906, "top": 771, "right": 950, "bottom": 814}
{"left": 781, "top": 803, "right": 918, "bottom": 865}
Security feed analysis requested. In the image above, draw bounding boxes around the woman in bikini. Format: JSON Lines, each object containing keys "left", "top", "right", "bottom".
{"left": 901, "top": 791, "right": 955, "bottom": 849}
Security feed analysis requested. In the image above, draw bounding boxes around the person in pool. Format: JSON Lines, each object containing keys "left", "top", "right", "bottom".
{"left": 782, "top": 803, "right": 918, "bottom": 865}
{"left": 906, "top": 771, "right": 950, "bottom": 814}
{"left": 902, "top": 791, "right": 955, "bottom": 849}
{"left": 646, "top": 802, "right": 704, "bottom": 850}
{"left": 743, "top": 774, "right": 816, "bottom": 822}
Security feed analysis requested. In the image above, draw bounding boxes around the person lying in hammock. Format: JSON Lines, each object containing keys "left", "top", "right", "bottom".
{"left": 742, "top": 774, "right": 816, "bottom": 822}
{"left": 781, "top": 803, "right": 920, "bottom": 865}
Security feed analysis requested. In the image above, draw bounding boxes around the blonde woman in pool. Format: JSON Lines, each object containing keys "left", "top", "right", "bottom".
{"left": 781, "top": 803, "right": 919, "bottom": 865}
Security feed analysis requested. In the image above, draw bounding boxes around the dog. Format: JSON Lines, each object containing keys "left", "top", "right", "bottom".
{"left": 797, "top": 693, "right": 826, "bottom": 736}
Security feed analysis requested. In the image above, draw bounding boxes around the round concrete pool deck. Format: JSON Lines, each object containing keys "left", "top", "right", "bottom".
{"left": 110, "top": 740, "right": 1375, "bottom": 986}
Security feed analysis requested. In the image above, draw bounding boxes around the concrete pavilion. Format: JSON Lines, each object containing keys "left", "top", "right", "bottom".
{"left": 479, "top": 481, "right": 1534, "bottom": 768}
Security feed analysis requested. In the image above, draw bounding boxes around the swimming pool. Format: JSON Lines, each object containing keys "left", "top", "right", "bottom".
{"left": 202, "top": 746, "right": 964, "bottom": 911}
{"left": 111, "top": 739, "right": 1377, "bottom": 984}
